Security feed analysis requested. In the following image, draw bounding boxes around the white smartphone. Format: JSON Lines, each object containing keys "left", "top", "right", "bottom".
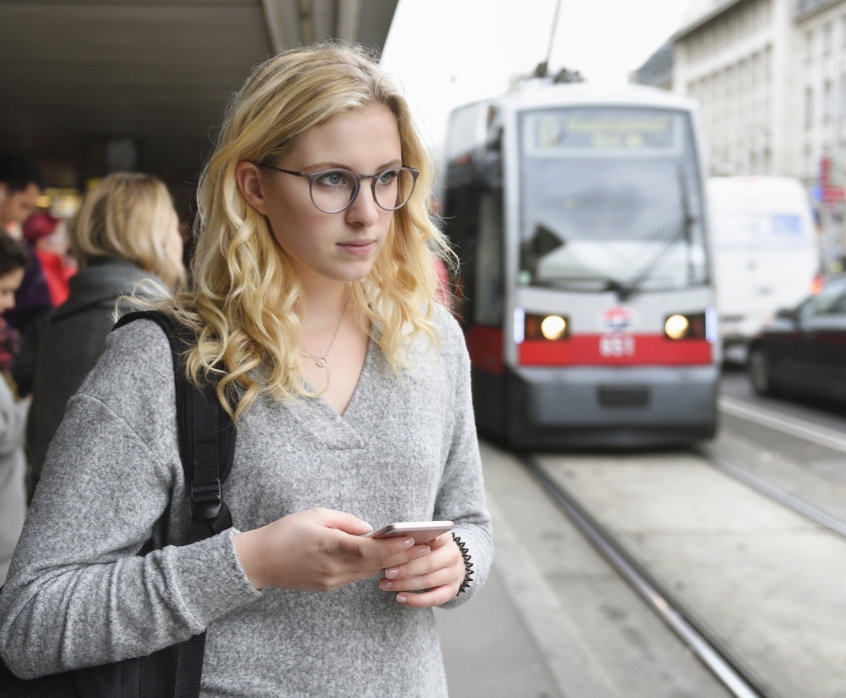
{"left": 364, "top": 521, "right": 454, "bottom": 544}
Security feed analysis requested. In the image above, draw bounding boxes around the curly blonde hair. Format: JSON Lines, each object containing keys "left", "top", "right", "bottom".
{"left": 157, "top": 43, "right": 452, "bottom": 418}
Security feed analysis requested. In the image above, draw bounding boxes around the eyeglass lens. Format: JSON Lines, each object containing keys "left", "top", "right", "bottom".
{"left": 311, "top": 169, "right": 415, "bottom": 213}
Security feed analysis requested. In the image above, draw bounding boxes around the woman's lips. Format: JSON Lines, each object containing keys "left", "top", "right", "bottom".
{"left": 337, "top": 240, "right": 375, "bottom": 256}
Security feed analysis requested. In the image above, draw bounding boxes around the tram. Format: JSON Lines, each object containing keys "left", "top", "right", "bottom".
{"left": 443, "top": 82, "right": 719, "bottom": 448}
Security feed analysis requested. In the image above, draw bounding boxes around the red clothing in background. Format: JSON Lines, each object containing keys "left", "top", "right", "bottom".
{"left": 35, "top": 250, "right": 75, "bottom": 307}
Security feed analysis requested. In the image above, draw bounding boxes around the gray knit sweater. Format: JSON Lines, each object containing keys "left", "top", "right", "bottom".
{"left": 0, "top": 310, "right": 492, "bottom": 697}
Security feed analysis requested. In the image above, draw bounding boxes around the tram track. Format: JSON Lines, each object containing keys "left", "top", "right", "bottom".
{"left": 708, "top": 393, "right": 846, "bottom": 540}
{"left": 519, "top": 453, "right": 774, "bottom": 698}
{"left": 695, "top": 448, "right": 846, "bottom": 541}
{"left": 510, "top": 393, "right": 846, "bottom": 698}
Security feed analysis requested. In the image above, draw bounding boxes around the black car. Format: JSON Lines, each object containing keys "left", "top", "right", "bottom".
{"left": 748, "top": 274, "right": 846, "bottom": 400}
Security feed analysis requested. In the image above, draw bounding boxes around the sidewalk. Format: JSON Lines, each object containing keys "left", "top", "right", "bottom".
{"left": 435, "top": 561, "right": 561, "bottom": 698}
{"left": 435, "top": 442, "right": 734, "bottom": 698}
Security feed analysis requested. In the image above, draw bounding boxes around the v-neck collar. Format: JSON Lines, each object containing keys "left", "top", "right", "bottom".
{"left": 286, "top": 336, "right": 397, "bottom": 450}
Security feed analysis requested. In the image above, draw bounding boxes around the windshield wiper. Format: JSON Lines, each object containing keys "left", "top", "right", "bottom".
{"left": 614, "top": 165, "right": 696, "bottom": 302}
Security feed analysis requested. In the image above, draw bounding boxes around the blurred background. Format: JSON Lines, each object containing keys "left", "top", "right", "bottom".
{"left": 5, "top": 2, "right": 846, "bottom": 697}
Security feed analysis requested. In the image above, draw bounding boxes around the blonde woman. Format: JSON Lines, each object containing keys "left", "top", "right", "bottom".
{"left": 25, "top": 173, "right": 186, "bottom": 499}
{"left": 0, "top": 44, "right": 492, "bottom": 696}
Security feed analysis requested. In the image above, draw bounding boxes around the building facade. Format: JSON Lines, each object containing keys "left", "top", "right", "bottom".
{"left": 673, "top": 0, "right": 795, "bottom": 178}
{"left": 631, "top": 41, "right": 674, "bottom": 89}
{"left": 672, "top": 0, "right": 846, "bottom": 265}
{"left": 795, "top": 0, "right": 846, "bottom": 188}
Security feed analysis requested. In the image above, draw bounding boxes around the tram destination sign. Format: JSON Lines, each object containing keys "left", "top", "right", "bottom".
{"left": 526, "top": 108, "right": 677, "bottom": 153}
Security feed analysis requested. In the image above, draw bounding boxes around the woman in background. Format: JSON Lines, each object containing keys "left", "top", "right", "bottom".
{"left": 25, "top": 173, "right": 186, "bottom": 499}
{"left": 0, "top": 233, "right": 31, "bottom": 584}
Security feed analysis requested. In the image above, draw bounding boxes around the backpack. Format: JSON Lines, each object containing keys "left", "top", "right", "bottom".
{"left": 0, "top": 310, "right": 236, "bottom": 698}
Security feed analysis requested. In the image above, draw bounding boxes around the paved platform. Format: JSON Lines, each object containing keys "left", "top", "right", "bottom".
{"left": 436, "top": 442, "right": 731, "bottom": 698}
{"left": 435, "top": 563, "right": 561, "bottom": 698}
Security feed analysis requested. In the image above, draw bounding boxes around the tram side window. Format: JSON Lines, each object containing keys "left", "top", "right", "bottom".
{"left": 443, "top": 182, "right": 504, "bottom": 328}
{"left": 475, "top": 190, "right": 504, "bottom": 325}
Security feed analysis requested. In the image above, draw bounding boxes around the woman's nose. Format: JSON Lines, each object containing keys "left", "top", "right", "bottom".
{"left": 345, "top": 185, "right": 380, "bottom": 227}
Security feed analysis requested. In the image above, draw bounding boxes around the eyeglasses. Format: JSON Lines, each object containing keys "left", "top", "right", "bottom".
{"left": 255, "top": 162, "right": 419, "bottom": 214}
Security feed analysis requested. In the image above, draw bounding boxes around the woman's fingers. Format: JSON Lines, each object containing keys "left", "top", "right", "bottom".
{"left": 377, "top": 536, "right": 464, "bottom": 600}
{"left": 394, "top": 585, "right": 461, "bottom": 608}
{"left": 234, "top": 508, "right": 432, "bottom": 591}
{"left": 330, "top": 529, "right": 414, "bottom": 559}
{"left": 378, "top": 565, "right": 456, "bottom": 593}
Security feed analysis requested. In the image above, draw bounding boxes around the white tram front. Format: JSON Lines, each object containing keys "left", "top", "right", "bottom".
{"left": 443, "top": 83, "right": 719, "bottom": 448}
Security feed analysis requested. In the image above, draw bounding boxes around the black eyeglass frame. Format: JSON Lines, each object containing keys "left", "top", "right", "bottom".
{"left": 254, "top": 162, "right": 420, "bottom": 214}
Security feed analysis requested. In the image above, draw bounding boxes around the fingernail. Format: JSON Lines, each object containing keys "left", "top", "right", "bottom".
{"left": 418, "top": 547, "right": 431, "bottom": 557}
{"left": 381, "top": 580, "right": 393, "bottom": 590}
{"left": 396, "top": 594, "right": 408, "bottom": 604}
{"left": 401, "top": 538, "right": 414, "bottom": 549}
{"left": 385, "top": 568, "right": 399, "bottom": 579}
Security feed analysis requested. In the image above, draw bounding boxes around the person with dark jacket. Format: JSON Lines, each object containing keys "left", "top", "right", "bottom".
{"left": 25, "top": 173, "right": 186, "bottom": 499}
{"left": 0, "top": 234, "right": 31, "bottom": 584}
{"left": 0, "top": 154, "right": 48, "bottom": 398}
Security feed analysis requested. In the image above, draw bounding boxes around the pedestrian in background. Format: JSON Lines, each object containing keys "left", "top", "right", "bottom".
{"left": 25, "top": 173, "right": 186, "bottom": 500}
{"left": 0, "top": 43, "right": 491, "bottom": 696}
{"left": 0, "top": 234, "right": 31, "bottom": 584}
{"left": 21, "top": 212, "right": 76, "bottom": 308}
{"left": 0, "top": 154, "right": 50, "bottom": 398}
{"left": 0, "top": 154, "right": 41, "bottom": 239}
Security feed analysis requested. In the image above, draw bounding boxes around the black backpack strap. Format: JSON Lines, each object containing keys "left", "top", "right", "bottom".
{"left": 113, "top": 310, "right": 237, "bottom": 698}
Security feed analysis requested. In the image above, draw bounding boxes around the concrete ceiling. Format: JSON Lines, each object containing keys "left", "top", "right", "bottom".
{"left": 0, "top": 0, "right": 398, "bottom": 189}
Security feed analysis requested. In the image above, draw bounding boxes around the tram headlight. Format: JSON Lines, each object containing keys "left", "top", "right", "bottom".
{"left": 540, "top": 315, "right": 567, "bottom": 340}
{"left": 525, "top": 313, "right": 570, "bottom": 341}
{"left": 664, "top": 315, "right": 689, "bottom": 339}
{"left": 664, "top": 312, "right": 707, "bottom": 340}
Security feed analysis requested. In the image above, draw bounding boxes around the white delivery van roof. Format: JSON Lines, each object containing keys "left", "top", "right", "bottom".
{"left": 707, "top": 176, "right": 810, "bottom": 211}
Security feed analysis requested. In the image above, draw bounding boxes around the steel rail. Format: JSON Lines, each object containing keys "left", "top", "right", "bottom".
{"left": 718, "top": 395, "right": 846, "bottom": 455}
{"left": 697, "top": 449, "right": 846, "bottom": 540}
{"left": 519, "top": 454, "right": 773, "bottom": 698}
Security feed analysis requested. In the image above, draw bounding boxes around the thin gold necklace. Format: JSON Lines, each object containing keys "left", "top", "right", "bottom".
{"left": 300, "top": 286, "right": 351, "bottom": 368}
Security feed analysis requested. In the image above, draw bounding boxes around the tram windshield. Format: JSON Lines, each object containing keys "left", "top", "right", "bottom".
{"left": 518, "top": 107, "right": 708, "bottom": 294}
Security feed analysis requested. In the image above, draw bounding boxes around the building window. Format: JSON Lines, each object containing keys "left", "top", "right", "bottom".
{"left": 824, "top": 23, "right": 833, "bottom": 56}
{"left": 806, "top": 30, "right": 814, "bottom": 62}
{"left": 842, "top": 16, "right": 846, "bottom": 47}
{"left": 825, "top": 79, "right": 833, "bottom": 124}
{"left": 806, "top": 86, "right": 814, "bottom": 129}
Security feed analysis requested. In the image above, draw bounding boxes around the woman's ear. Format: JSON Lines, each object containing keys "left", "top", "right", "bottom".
{"left": 235, "top": 161, "right": 269, "bottom": 216}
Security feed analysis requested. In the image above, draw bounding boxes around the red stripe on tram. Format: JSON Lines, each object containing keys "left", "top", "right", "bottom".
{"left": 518, "top": 334, "right": 712, "bottom": 366}
{"left": 465, "top": 326, "right": 504, "bottom": 374}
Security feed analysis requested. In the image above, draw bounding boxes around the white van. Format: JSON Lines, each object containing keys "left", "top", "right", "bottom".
{"left": 708, "top": 176, "right": 819, "bottom": 362}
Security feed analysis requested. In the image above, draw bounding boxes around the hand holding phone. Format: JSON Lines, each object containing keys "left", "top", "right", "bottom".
{"left": 364, "top": 520, "right": 454, "bottom": 544}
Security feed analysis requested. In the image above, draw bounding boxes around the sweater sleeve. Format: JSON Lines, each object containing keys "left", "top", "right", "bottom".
{"left": 0, "top": 377, "right": 29, "bottom": 458}
{"left": 0, "top": 321, "right": 261, "bottom": 679}
{"left": 432, "top": 312, "right": 493, "bottom": 610}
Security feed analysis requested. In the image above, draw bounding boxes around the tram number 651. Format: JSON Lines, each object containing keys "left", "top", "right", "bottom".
{"left": 599, "top": 334, "right": 635, "bottom": 358}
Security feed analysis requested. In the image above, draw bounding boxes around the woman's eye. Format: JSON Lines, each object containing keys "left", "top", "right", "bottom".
{"left": 316, "top": 171, "right": 351, "bottom": 188}
{"left": 377, "top": 170, "right": 398, "bottom": 186}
